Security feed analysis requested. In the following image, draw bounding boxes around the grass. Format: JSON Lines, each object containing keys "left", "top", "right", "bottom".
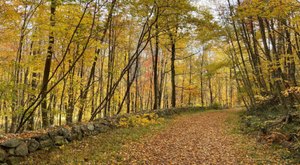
{"left": 21, "top": 120, "right": 171, "bottom": 165}
{"left": 20, "top": 109, "right": 208, "bottom": 164}
{"left": 20, "top": 108, "right": 298, "bottom": 164}
{"left": 21, "top": 108, "right": 296, "bottom": 164}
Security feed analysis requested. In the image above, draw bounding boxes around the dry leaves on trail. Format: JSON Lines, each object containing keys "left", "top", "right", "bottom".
{"left": 118, "top": 110, "right": 288, "bottom": 165}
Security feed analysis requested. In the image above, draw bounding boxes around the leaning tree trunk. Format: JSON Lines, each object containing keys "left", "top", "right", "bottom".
{"left": 78, "top": 0, "right": 116, "bottom": 122}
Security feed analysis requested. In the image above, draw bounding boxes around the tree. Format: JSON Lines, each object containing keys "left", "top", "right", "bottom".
{"left": 40, "top": 0, "right": 57, "bottom": 128}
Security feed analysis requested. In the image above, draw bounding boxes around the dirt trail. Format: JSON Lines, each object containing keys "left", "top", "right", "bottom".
{"left": 119, "top": 110, "right": 286, "bottom": 164}
{"left": 21, "top": 110, "right": 290, "bottom": 164}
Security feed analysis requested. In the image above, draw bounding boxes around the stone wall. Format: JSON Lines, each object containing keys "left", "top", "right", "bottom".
{"left": 0, "top": 107, "right": 203, "bottom": 164}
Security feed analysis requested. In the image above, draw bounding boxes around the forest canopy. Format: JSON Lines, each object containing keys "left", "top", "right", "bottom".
{"left": 0, "top": 0, "right": 299, "bottom": 134}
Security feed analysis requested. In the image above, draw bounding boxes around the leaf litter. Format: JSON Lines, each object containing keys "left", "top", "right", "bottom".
{"left": 117, "top": 110, "right": 291, "bottom": 164}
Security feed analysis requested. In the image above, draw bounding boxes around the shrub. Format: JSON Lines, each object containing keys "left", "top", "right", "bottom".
{"left": 117, "top": 113, "right": 162, "bottom": 128}
{"left": 209, "top": 103, "right": 222, "bottom": 109}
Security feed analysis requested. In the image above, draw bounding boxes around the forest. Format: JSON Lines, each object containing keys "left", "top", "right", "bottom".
{"left": 0, "top": 0, "right": 300, "bottom": 164}
{"left": 0, "top": 0, "right": 236, "bottom": 133}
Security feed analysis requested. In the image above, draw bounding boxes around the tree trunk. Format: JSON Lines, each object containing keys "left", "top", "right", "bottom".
{"left": 170, "top": 39, "right": 176, "bottom": 107}
{"left": 78, "top": 0, "right": 116, "bottom": 121}
{"left": 40, "top": 0, "right": 56, "bottom": 128}
{"left": 66, "top": 60, "right": 75, "bottom": 125}
{"left": 200, "top": 53, "right": 205, "bottom": 107}
{"left": 208, "top": 76, "right": 213, "bottom": 106}
{"left": 153, "top": 8, "right": 159, "bottom": 110}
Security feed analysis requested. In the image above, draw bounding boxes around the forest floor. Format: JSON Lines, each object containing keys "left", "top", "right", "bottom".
{"left": 21, "top": 109, "right": 292, "bottom": 164}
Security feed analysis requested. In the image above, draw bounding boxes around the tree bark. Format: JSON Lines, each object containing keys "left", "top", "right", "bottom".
{"left": 40, "top": 0, "right": 56, "bottom": 128}
{"left": 170, "top": 35, "right": 176, "bottom": 108}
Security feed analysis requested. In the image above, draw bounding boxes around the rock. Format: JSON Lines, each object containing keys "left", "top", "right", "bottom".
{"left": 87, "top": 124, "right": 94, "bottom": 131}
{"left": 94, "top": 123, "right": 110, "bottom": 133}
{"left": 7, "top": 156, "right": 23, "bottom": 165}
{"left": 57, "top": 127, "right": 72, "bottom": 141}
{"left": 27, "top": 139, "right": 39, "bottom": 153}
{"left": 35, "top": 134, "right": 50, "bottom": 141}
{"left": 99, "top": 118, "right": 119, "bottom": 129}
{"left": 156, "top": 111, "right": 166, "bottom": 117}
{"left": 39, "top": 139, "right": 53, "bottom": 149}
{"left": 108, "top": 118, "right": 119, "bottom": 128}
{"left": 99, "top": 118, "right": 114, "bottom": 127}
{"left": 1, "top": 139, "right": 22, "bottom": 148}
{"left": 7, "top": 148, "right": 14, "bottom": 155}
{"left": 54, "top": 136, "right": 66, "bottom": 146}
{"left": 0, "top": 148, "right": 7, "bottom": 162}
{"left": 88, "top": 123, "right": 99, "bottom": 135}
{"left": 48, "top": 130, "right": 59, "bottom": 141}
{"left": 35, "top": 134, "right": 53, "bottom": 149}
{"left": 81, "top": 124, "right": 96, "bottom": 136}
{"left": 71, "top": 126, "right": 83, "bottom": 140}
{"left": 80, "top": 125, "right": 90, "bottom": 136}
{"left": 93, "top": 123, "right": 102, "bottom": 134}
{"left": 15, "top": 142, "right": 28, "bottom": 156}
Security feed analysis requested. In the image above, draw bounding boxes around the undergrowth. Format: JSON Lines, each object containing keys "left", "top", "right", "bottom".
{"left": 225, "top": 110, "right": 295, "bottom": 164}
{"left": 239, "top": 105, "right": 300, "bottom": 163}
